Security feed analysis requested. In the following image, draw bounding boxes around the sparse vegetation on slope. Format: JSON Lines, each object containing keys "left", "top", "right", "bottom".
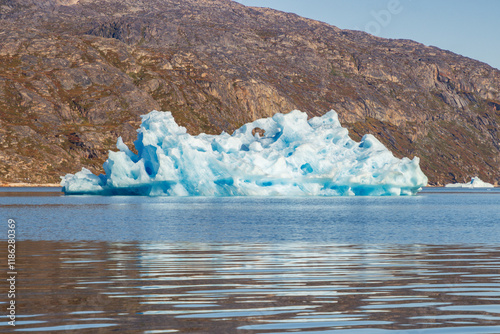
{"left": 0, "top": 0, "right": 499, "bottom": 185}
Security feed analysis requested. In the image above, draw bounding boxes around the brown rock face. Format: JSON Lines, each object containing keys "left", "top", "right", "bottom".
{"left": 1, "top": 0, "right": 499, "bottom": 185}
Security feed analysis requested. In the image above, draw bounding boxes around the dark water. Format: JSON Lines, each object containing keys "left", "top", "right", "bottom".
{"left": 1, "top": 188, "right": 500, "bottom": 333}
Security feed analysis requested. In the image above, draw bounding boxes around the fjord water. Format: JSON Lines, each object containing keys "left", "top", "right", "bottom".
{"left": 1, "top": 188, "right": 500, "bottom": 333}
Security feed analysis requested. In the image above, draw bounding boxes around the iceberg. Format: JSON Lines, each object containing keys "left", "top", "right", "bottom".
{"left": 61, "top": 110, "right": 428, "bottom": 196}
{"left": 445, "top": 177, "right": 494, "bottom": 188}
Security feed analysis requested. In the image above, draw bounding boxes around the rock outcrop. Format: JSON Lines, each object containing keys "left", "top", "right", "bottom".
{"left": 0, "top": 0, "right": 499, "bottom": 185}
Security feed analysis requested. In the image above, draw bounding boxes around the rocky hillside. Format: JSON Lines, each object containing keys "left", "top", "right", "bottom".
{"left": 1, "top": 0, "right": 499, "bottom": 185}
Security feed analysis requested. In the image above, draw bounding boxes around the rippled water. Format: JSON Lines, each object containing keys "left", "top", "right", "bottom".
{"left": 1, "top": 188, "right": 500, "bottom": 333}
{"left": 2, "top": 242, "right": 500, "bottom": 333}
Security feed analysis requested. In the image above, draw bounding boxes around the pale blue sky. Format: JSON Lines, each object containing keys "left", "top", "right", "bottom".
{"left": 235, "top": 0, "right": 499, "bottom": 70}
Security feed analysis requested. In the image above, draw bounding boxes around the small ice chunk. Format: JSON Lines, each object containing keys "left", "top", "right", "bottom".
{"left": 445, "top": 177, "right": 494, "bottom": 188}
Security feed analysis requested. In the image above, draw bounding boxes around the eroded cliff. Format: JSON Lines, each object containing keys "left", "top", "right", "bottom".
{"left": 1, "top": 0, "right": 499, "bottom": 185}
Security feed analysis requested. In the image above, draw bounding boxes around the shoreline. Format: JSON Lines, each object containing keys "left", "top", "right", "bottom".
{"left": 0, "top": 183, "right": 61, "bottom": 188}
{"left": 0, "top": 184, "right": 496, "bottom": 189}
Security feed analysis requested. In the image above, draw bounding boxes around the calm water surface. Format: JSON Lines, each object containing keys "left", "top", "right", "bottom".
{"left": 1, "top": 188, "right": 499, "bottom": 333}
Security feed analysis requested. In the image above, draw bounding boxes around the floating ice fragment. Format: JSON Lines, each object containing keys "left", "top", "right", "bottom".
{"left": 445, "top": 177, "right": 494, "bottom": 188}
{"left": 61, "top": 110, "right": 428, "bottom": 196}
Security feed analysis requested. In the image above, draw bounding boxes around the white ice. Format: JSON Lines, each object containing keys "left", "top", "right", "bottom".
{"left": 445, "top": 177, "right": 494, "bottom": 188}
{"left": 61, "top": 110, "right": 428, "bottom": 196}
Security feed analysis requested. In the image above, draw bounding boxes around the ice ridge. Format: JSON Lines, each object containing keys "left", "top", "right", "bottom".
{"left": 61, "top": 110, "right": 428, "bottom": 196}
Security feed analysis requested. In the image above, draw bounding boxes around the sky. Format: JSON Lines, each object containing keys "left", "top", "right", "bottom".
{"left": 234, "top": 0, "right": 500, "bottom": 70}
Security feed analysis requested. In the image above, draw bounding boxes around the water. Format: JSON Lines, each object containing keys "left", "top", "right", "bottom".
{"left": 1, "top": 188, "right": 500, "bottom": 333}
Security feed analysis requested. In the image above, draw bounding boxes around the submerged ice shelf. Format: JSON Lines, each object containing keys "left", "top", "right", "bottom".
{"left": 61, "top": 110, "right": 428, "bottom": 196}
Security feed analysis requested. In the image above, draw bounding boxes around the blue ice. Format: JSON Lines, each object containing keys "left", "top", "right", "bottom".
{"left": 61, "top": 110, "right": 428, "bottom": 196}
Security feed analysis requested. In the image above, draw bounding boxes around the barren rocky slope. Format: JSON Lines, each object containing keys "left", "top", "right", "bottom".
{"left": 1, "top": 0, "right": 499, "bottom": 185}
